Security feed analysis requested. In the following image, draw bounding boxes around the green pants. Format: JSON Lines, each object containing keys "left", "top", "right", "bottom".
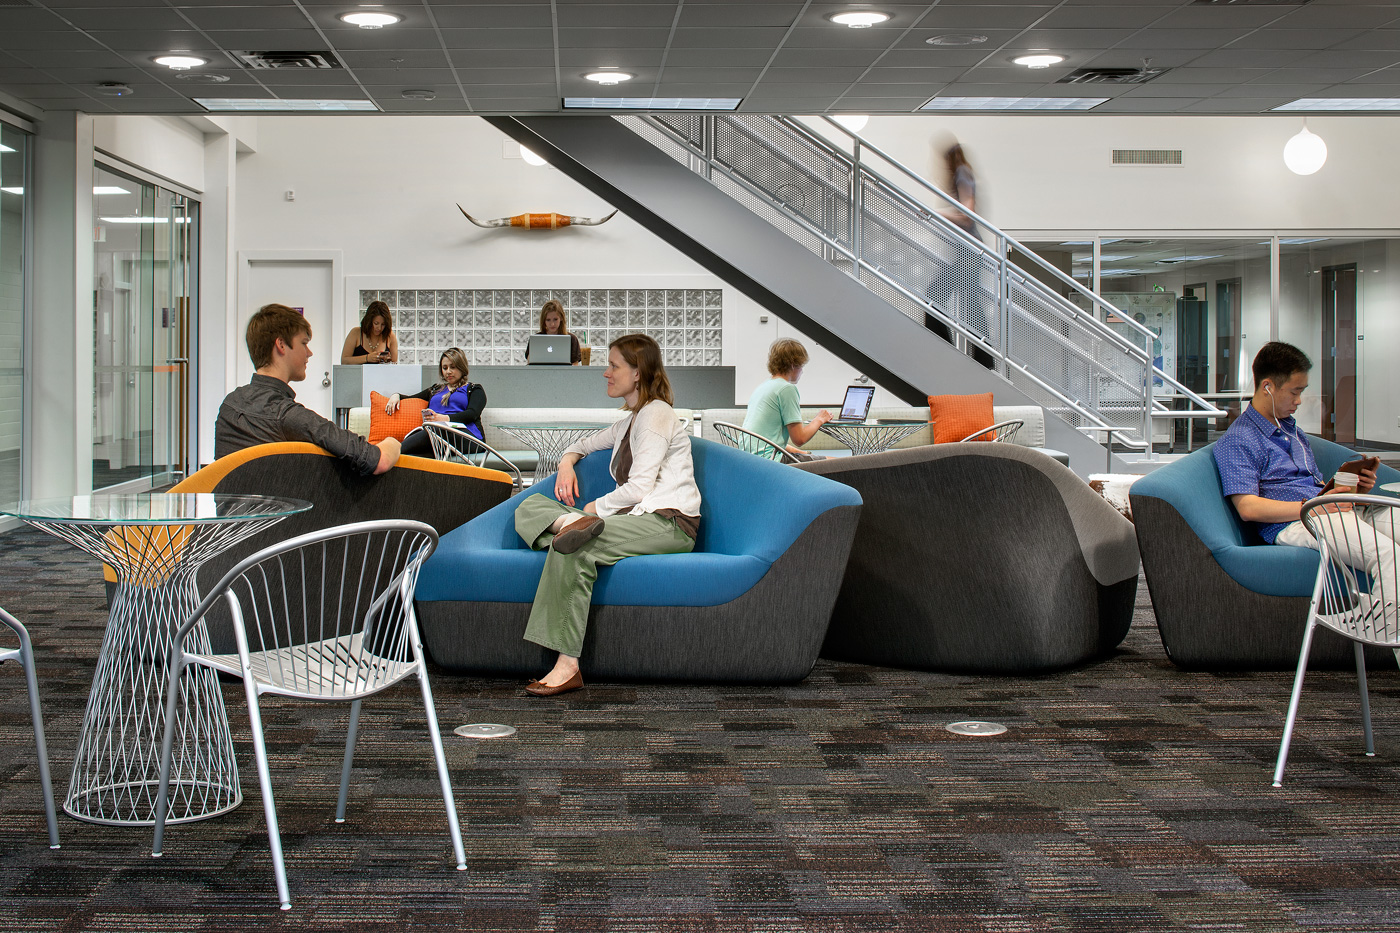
{"left": 514, "top": 493, "right": 695, "bottom": 658}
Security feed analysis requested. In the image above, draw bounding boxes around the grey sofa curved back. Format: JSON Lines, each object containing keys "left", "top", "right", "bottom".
{"left": 799, "top": 444, "right": 1139, "bottom": 673}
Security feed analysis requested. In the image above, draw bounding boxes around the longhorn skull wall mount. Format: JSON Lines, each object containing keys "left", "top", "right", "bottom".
{"left": 457, "top": 204, "right": 618, "bottom": 229}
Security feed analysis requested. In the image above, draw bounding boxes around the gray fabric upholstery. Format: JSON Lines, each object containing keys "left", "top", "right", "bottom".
{"left": 1132, "top": 492, "right": 1394, "bottom": 670}
{"left": 799, "top": 444, "right": 1139, "bottom": 673}
{"left": 417, "top": 505, "right": 862, "bottom": 683}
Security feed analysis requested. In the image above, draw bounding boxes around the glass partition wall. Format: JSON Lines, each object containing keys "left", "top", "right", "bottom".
{"left": 92, "top": 165, "right": 196, "bottom": 490}
{"left": 0, "top": 123, "right": 26, "bottom": 506}
{"left": 1021, "top": 236, "right": 1399, "bottom": 454}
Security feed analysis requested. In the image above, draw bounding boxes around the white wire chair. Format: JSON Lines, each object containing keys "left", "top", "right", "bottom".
{"left": 423, "top": 421, "right": 524, "bottom": 491}
{"left": 711, "top": 421, "right": 800, "bottom": 464}
{"left": 959, "top": 419, "right": 1024, "bottom": 444}
{"left": 1274, "top": 494, "right": 1400, "bottom": 786}
{"left": 0, "top": 607, "right": 60, "bottom": 848}
{"left": 151, "top": 520, "right": 465, "bottom": 909}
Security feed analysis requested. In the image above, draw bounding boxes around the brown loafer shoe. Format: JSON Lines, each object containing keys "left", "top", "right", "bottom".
{"left": 525, "top": 670, "right": 584, "bottom": 697}
{"left": 551, "top": 515, "right": 604, "bottom": 554}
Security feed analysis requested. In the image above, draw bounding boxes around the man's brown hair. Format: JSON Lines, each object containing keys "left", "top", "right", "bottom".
{"left": 766, "top": 338, "right": 809, "bottom": 376}
{"left": 246, "top": 303, "right": 311, "bottom": 369}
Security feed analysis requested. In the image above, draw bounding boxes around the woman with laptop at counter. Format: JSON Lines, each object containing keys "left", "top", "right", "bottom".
{"left": 341, "top": 300, "right": 399, "bottom": 365}
{"left": 524, "top": 299, "right": 582, "bottom": 365}
{"left": 384, "top": 347, "right": 487, "bottom": 458}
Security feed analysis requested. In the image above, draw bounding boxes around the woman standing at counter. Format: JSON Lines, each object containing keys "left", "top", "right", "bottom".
{"left": 524, "top": 299, "right": 582, "bottom": 365}
{"left": 387, "top": 347, "right": 487, "bottom": 458}
{"left": 341, "top": 301, "right": 399, "bottom": 365}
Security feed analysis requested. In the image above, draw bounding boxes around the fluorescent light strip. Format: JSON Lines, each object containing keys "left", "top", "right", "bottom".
{"left": 1275, "top": 98, "right": 1400, "bottom": 111}
{"left": 1, "top": 186, "right": 22, "bottom": 195}
{"left": 564, "top": 97, "right": 741, "bottom": 111}
{"left": 195, "top": 98, "right": 378, "bottom": 112}
{"left": 93, "top": 186, "right": 130, "bottom": 195}
{"left": 921, "top": 96, "right": 1106, "bottom": 112}
{"left": 0, "top": 144, "right": 14, "bottom": 153}
{"left": 99, "top": 216, "right": 191, "bottom": 223}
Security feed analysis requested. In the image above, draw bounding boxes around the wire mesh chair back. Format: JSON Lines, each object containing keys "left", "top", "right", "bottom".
{"left": 711, "top": 421, "right": 793, "bottom": 463}
{"left": 1300, "top": 495, "right": 1400, "bottom": 646}
{"left": 960, "top": 419, "right": 1024, "bottom": 444}
{"left": 423, "top": 422, "right": 524, "bottom": 490}
{"left": 194, "top": 521, "right": 439, "bottom": 701}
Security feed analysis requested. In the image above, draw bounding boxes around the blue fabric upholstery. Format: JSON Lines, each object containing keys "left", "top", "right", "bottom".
{"left": 417, "top": 436, "right": 862, "bottom": 607}
{"left": 1130, "top": 438, "right": 1400, "bottom": 598}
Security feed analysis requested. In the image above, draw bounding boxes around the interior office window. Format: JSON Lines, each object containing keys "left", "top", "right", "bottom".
{"left": 92, "top": 165, "right": 196, "bottom": 490}
{"left": 1278, "top": 238, "right": 1395, "bottom": 446}
{"left": 0, "top": 123, "right": 27, "bottom": 506}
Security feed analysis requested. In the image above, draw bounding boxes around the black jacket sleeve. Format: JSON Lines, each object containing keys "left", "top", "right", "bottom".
{"left": 447, "top": 385, "right": 487, "bottom": 425}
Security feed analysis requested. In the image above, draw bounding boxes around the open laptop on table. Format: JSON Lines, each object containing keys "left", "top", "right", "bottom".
{"left": 828, "top": 385, "right": 875, "bottom": 424}
{"left": 526, "top": 334, "right": 573, "bottom": 365}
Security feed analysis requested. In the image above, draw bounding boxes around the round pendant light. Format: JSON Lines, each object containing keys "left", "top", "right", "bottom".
{"left": 1283, "top": 124, "right": 1327, "bottom": 176}
{"left": 519, "top": 145, "right": 547, "bottom": 166}
{"left": 832, "top": 114, "right": 869, "bottom": 132}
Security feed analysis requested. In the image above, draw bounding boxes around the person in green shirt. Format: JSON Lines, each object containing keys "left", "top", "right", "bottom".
{"left": 743, "top": 338, "right": 832, "bottom": 459}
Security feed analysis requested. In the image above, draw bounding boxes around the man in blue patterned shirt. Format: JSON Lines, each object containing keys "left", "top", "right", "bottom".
{"left": 1214, "top": 342, "right": 1394, "bottom": 606}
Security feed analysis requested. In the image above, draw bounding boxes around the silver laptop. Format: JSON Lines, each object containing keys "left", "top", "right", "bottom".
{"left": 829, "top": 385, "right": 875, "bottom": 424}
{"left": 527, "top": 334, "right": 573, "bottom": 365}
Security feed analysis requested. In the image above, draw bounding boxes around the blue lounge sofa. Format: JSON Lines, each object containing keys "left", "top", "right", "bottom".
{"left": 415, "top": 436, "right": 863, "bottom": 683}
{"left": 1130, "top": 438, "right": 1400, "bottom": 669}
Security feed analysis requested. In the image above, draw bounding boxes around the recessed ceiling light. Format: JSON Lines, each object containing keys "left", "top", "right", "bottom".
{"left": 1275, "top": 97, "right": 1400, "bottom": 111}
{"left": 154, "top": 54, "right": 206, "bottom": 70}
{"left": 829, "top": 11, "right": 890, "bottom": 28}
{"left": 926, "top": 34, "right": 987, "bottom": 47}
{"left": 585, "top": 71, "right": 634, "bottom": 86}
{"left": 1013, "top": 53, "right": 1066, "bottom": 69}
{"left": 564, "top": 97, "right": 741, "bottom": 111}
{"left": 920, "top": 96, "right": 1105, "bottom": 112}
{"left": 519, "top": 145, "right": 547, "bottom": 166}
{"left": 93, "top": 186, "right": 131, "bottom": 195}
{"left": 400, "top": 89, "right": 436, "bottom": 100}
{"left": 339, "top": 11, "right": 402, "bottom": 29}
{"left": 194, "top": 97, "right": 378, "bottom": 112}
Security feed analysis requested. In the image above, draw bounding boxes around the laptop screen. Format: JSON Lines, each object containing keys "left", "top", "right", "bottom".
{"left": 839, "top": 385, "right": 875, "bottom": 422}
{"left": 527, "top": 334, "right": 573, "bottom": 364}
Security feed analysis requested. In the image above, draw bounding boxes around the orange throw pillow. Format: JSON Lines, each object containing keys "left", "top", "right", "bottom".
{"left": 928, "top": 392, "right": 995, "bottom": 443}
{"left": 368, "top": 390, "right": 428, "bottom": 444}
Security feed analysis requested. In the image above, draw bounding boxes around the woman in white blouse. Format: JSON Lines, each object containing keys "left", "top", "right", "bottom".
{"left": 513, "top": 334, "right": 701, "bottom": 696}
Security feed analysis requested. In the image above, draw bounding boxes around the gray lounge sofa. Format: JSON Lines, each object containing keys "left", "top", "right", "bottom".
{"left": 798, "top": 443, "right": 1140, "bottom": 673}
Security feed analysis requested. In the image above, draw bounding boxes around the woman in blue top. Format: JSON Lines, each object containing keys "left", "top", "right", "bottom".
{"left": 387, "top": 347, "right": 488, "bottom": 458}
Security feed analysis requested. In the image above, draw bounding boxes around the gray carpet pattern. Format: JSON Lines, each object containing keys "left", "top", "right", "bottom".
{"left": 1, "top": 527, "right": 1399, "bottom": 931}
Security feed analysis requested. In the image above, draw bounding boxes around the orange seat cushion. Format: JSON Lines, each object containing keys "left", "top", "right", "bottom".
{"left": 368, "top": 390, "right": 429, "bottom": 444}
{"left": 928, "top": 392, "right": 995, "bottom": 443}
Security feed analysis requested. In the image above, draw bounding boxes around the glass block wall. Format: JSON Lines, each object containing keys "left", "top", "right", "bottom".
{"left": 358, "top": 288, "right": 723, "bottom": 367}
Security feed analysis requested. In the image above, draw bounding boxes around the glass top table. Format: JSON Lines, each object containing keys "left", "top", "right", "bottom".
{"left": 1, "top": 493, "right": 311, "bottom": 826}
{"left": 495, "top": 421, "right": 614, "bottom": 485}
{"left": 817, "top": 419, "right": 928, "bottom": 457}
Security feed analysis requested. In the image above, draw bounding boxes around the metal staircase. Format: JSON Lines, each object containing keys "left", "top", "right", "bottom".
{"left": 486, "top": 113, "right": 1221, "bottom": 469}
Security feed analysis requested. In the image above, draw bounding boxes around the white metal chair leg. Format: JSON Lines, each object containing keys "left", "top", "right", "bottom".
{"left": 242, "top": 680, "right": 292, "bottom": 910}
{"left": 417, "top": 668, "right": 466, "bottom": 870}
{"left": 16, "top": 628, "right": 59, "bottom": 849}
{"left": 335, "top": 699, "right": 363, "bottom": 823}
{"left": 1274, "top": 622, "right": 1318, "bottom": 787}
{"left": 152, "top": 655, "right": 188, "bottom": 856}
{"left": 1354, "top": 642, "right": 1375, "bottom": 756}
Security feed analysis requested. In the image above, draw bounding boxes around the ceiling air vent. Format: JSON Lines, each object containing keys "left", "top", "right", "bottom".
{"left": 1060, "top": 67, "right": 1167, "bottom": 85}
{"left": 234, "top": 50, "right": 342, "bottom": 70}
{"left": 1112, "top": 149, "right": 1183, "bottom": 165}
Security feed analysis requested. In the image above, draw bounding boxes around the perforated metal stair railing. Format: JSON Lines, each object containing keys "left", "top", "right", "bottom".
{"left": 620, "top": 113, "right": 1222, "bottom": 452}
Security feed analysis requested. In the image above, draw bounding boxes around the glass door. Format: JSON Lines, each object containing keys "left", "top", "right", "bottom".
{"left": 92, "top": 166, "right": 197, "bottom": 490}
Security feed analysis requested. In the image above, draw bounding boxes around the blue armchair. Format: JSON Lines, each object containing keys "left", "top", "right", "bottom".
{"left": 1130, "top": 438, "right": 1400, "bottom": 669}
{"left": 415, "top": 436, "right": 863, "bottom": 683}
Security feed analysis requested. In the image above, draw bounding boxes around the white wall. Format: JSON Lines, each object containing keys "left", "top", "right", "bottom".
{"left": 93, "top": 115, "right": 206, "bottom": 193}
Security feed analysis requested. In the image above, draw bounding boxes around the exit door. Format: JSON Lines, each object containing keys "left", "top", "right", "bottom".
{"left": 1320, "top": 263, "right": 1357, "bottom": 444}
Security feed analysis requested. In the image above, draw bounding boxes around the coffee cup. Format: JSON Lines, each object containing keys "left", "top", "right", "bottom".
{"left": 1332, "top": 471, "right": 1360, "bottom": 495}
{"left": 580, "top": 346, "right": 592, "bottom": 366}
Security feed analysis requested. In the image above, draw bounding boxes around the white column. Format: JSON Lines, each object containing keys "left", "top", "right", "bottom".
{"left": 29, "top": 111, "right": 94, "bottom": 497}
{"left": 198, "top": 130, "right": 238, "bottom": 467}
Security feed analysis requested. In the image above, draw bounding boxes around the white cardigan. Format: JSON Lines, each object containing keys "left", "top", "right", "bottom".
{"left": 562, "top": 400, "right": 702, "bottom": 519}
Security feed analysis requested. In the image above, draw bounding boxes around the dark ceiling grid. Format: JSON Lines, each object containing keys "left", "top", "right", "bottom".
{"left": 647, "top": 0, "right": 687, "bottom": 99}
{"left": 417, "top": 0, "right": 475, "bottom": 112}
{"left": 550, "top": 0, "right": 561, "bottom": 107}
{"left": 739, "top": 0, "right": 816, "bottom": 109}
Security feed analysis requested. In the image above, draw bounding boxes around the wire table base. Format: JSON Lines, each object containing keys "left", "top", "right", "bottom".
{"left": 496, "top": 423, "right": 610, "bottom": 485}
{"left": 818, "top": 421, "right": 927, "bottom": 457}
{"left": 7, "top": 496, "right": 305, "bottom": 826}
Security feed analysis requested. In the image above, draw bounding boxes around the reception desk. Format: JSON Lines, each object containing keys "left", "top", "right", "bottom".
{"left": 333, "top": 364, "right": 736, "bottom": 424}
